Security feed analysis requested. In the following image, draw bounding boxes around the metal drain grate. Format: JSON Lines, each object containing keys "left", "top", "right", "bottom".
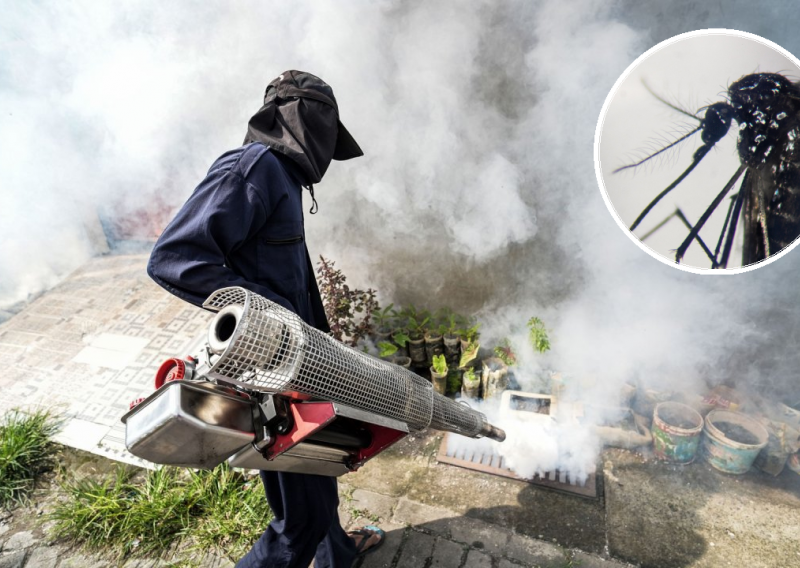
{"left": 437, "top": 433, "right": 602, "bottom": 499}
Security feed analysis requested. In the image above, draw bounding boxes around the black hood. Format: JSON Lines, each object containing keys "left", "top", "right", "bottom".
{"left": 243, "top": 70, "right": 363, "bottom": 185}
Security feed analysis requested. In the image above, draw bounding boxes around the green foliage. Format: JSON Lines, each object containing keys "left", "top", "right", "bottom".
{"left": 463, "top": 367, "right": 479, "bottom": 384}
{"left": 398, "top": 305, "right": 432, "bottom": 338}
{"left": 406, "top": 316, "right": 430, "bottom": 339}
{"left": 493, "top": 338, "right": 517, "bottom": 366}
{"left": 527, "top": 317, "right": 551, "bottom": 353}
{"left": 392, "top": 330, "right": 410, "bottom": 347}
{"left": 317, "top": 256, "right": 380, "bottom": 347}
{"left": 458, "top": 341, "right": 480, "bottom": 368}
{"left": 373, "top": 303, "right": 397, "bottom": 331}
{"left": 446, "top": 370, "right": 463, "bottom": 395}
{"left": 48, "top": 463, "right": 272, "bottom": 561}
{"left": 377, "top": 341, "right": 398, "bottom": 358}
{"left": 431, "top": 354, "right": 448, "bottom": 375}
{"left": 0, "top": 409, "right": 59, "bottom": 508}
{"left": 457, "top": 322, "right": 481, "bottom": 343}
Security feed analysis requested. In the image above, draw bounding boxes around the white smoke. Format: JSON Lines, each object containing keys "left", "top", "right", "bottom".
{"left": 2, "top": 0, "right": 800, "bottom": 476}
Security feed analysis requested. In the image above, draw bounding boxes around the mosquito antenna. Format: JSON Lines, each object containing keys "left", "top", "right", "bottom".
{"left": 613, "top": 81, "right": 704, "bottom": 174}
{"left": 613, "top": 127, "right": 703, "bottom": 174}
{"left": 629, "top": 144, "right": 713, "bottom": 231}
{"left": 675, "top": 165, "right": 747, "bottom": 264}
{"left": 717, "top": 183, "right": 747, "bottom": 269}
{"left": 642, "top": 80, "right": 703, "bottom": 122}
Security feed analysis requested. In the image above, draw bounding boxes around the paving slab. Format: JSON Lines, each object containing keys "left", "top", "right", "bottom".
{"left": 446, "top": 517, "right": 509, "bottom": 556}
{"left": 463, "top": 549, "right": 492, "bottom": 568}
{"left": 394, "top": 531, "right": 435, "bottom": 568}
{"left": 358, "top": 527, "right": 406, "bottom": 568}
{"left": 392, "top": 497, "right": 457, "bottom": 529}
{"left": 504, "top": 532, "right": 564, "bottom": 566}
{"left": 351, "top": 489, "right": 398, "bottom": 523}
{"left": 430, "top": 537, "right": 466, "bottom": 568}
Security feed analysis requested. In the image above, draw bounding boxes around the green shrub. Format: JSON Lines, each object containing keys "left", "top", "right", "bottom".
{"left": 0, "top": 409, "right": 59, "bottom": 507}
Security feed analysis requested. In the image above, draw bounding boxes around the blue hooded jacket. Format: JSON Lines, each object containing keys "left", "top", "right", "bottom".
{"left": 147, "top": 142, "right": 330, "bottom": 332}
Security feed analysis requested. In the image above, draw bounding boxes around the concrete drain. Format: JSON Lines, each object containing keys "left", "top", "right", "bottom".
{"left": 436, "top": 433, "right": 602, "bottom": 500}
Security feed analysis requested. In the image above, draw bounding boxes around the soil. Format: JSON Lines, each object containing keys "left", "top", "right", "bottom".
{"left": 713, "top": 421, "right": 762, "bottom": 445}
{"left": 659, "top": 408, "right": 701, "bottom": 430}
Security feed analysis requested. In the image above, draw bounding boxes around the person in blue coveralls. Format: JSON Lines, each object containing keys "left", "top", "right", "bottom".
{"left": 147, "top": 70, "right": 385, "bottom": 568}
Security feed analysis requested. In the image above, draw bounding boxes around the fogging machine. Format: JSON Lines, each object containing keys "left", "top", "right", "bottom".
{"left": 122, "top": 287, "right": 505, "bottom": 476}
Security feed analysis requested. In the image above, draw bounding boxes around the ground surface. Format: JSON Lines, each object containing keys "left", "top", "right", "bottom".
{"left": 1, "top": 253, "right": 799, "bottom": 567}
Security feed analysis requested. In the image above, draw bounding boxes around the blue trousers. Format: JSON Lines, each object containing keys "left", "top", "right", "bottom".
{"left": 236, "top": 471, "right": 357, "bottom": 568}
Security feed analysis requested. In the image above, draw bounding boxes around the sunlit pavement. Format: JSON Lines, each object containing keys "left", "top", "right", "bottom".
{"left": 1, "top": 254, "right": 798, "bottom": 567}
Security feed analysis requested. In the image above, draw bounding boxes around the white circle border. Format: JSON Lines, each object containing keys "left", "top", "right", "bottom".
{"left": 593, "top": 28, "right": 800, "bottom": 275}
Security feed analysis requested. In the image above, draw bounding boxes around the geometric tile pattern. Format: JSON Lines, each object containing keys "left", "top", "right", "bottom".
{"left": 0, "top": 253, "right": 212, "bottom": 467}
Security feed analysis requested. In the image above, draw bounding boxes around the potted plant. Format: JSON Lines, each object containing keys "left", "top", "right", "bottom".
{"left": 493, "top": 338, "right": 517, "bottom": 367}
{"left": 442, "top": 309, "right": 463, "bottom": 365}
{"left": 402, "top": 306, "right": 430, "bottom": 367}
{"left": 430, "top": 354, "right": 448, "bottom": 395}
{"left": 457, "top": 321, "right": 481, "bottom": 354}
{"left": 481, "top": 357, "right": 509, "bottom": 400}
{"left": 424, "top": 315, "right": 446, "bottom": 366}
{"left": 446, "top": 368, "right": 463, "bottom": 396}
{"left": 458, "top": 339, "right": 480, "bottom": 370}
{"left": 377, "top": 341, "right": 398, "bottom": 361}
{"left": 392, "top": 329, "right": 411, "bottom": 358}
{"left": 372, "top": 303, "right": 397, "bottom": 342}
{"left": 461, "top": 367, "right": 480, "bottom": 399}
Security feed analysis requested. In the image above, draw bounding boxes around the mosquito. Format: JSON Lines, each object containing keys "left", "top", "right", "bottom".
{"left": 615, "top": 72, "right": 800, "bottom": 268}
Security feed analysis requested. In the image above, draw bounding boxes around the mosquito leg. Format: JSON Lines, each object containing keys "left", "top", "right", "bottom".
{"left": 638, "top": 208, "right": 717, "bottom": 263}
{"left": 757, "top": 190, "right": 771, "bottom": 258}
{"left": 675, "top": 165, "right": 747, "bottom": 264}
{"left": 672, "top": 209, "right": 717, "bottom": 262}
{"left": 630, "top": 145, "right": 712, "bottom": 231}
{"left": 718, "top": 184, "right": 746, "bottom": 269}
{"left": 714, "top": 193, "right": 740, "bottom": 258}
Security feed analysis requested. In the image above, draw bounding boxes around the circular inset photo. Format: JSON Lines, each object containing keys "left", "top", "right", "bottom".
{"left": 595, "top": 29, "right": 800, "bottom": 273}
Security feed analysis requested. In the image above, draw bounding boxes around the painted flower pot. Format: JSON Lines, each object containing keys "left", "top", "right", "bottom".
{"left": 701, "top": 410, "right": 769, "bottom": 474}
{"left": 651, "top": 402, "right": 703, "bottom": 464}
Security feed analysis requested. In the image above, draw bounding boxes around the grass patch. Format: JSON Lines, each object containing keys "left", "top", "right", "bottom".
{"left": 0, "top": 408, "right": 59, "bottom": 508}
{"left": 48, "top": 463, "right": 272, "bottom": 561}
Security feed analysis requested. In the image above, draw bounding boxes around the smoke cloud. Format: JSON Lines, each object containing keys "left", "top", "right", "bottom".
{"left": 2, "top": 0, "right": 800, "bottom": 475}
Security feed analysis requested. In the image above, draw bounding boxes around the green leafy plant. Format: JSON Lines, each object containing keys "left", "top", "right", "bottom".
{"left": 446, "top": 370, "right": 463, "bottom": 394}
{"left": 0, "top": 409, "right": 59, "bottom": 507}
{"left": 463, "top": 367, "right": 478, "bottom": 383}
{"left": 373, "top": 303, "right": 397, "bottom": 332}
{"left": 398, "top": 305, "right": 432, "bottom": 339}
{"left": 431, "top": 354, "right": 448, "bottom": 375}
{"left": 457, "top": 321, "right": 481, "bottom": 343}
{"left": 377, "top": 341, "right": 398, "bottom": 358}
{"left": 527, "top": 317, "right": 551, "bottom": 353}
{"left": 494, "top": 338, "right": 517, "bottom": 366}
{"left": 392, "top": 330, "right": 410, "bottom": 348}
{"left": 459, "top": 341, "right": 480, "bottom": 368}
{"left": 406, "top": 316, "right": 431, "bottom": 340}
{"left": 317, "top": 256, "right": 380, "bottom": 347}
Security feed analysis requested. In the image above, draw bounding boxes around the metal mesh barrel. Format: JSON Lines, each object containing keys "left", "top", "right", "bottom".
{"left": 202, "top": 287, "right": 492, "bottom": 438}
